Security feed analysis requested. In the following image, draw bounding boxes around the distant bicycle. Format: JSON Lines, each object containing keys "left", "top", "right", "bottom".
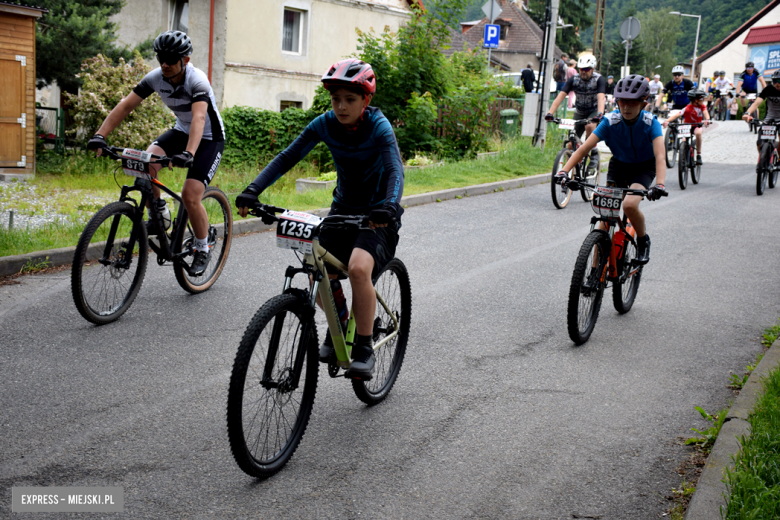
{"left": 227, "top": 202, "right": 411, "bottom": 478}
{"left": 667, "top": 121, "right": 707, "bottom": 189}
{"left": 663, "top": 110, "right": 683, "bottom": 168}
{"left": 566, "top": 182, "right": 666, "bottom": 345}
{"left": 750, "top": 119, "right": 780, "bottom": 195}
{"left": 549, "top": 117, "right": 601, "bottom": 209}
{"left": 71, "top": 146, "right": 232, "bottom": 324}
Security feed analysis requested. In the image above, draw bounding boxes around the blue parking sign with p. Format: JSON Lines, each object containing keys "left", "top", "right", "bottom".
{"left": 484, "top": 24, "right": 500, "bottom": 49}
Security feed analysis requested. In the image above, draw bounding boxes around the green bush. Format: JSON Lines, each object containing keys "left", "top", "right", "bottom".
{"left": 65, "top": 52, "right": 176, "bottom": 150}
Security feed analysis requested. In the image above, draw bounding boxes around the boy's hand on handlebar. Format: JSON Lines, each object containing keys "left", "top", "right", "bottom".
{"left": 662, "top": 121, "right": 668, "bottom": 128}
{"left": 368, "top": 208, "right": 393, "bottom": 229}
{"left": 87, "top": 134, "right": 108, "bottom": 156}
{"left": 235, "top": 189, "right": 259, "bottom": 218}
{"left": 647, "top": 184, "right": 667, "bottom": 201}
{"left": 545, "top": 113, "right": 554, "bottom": 122}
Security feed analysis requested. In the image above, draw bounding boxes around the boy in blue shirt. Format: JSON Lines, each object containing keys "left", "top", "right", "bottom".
{"left": 556, "top": 74, "right": 668, "bottom": 264}
{"left": 235, "top": 59, "right": 404, "bottom": 380}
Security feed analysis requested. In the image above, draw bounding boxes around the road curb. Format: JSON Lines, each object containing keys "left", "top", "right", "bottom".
{"left": 684, "top": 338, "right": 780, "bottom": 519}
{"left": 0, "top": 172, "right": 550, "bottom": 278}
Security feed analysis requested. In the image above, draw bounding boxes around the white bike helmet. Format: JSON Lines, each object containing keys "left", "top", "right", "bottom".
{"left": 577, "top": 54, "right": 597, "bottom": 69}
{"left": 654, "top": 74, "right": 660, "bottom": 79}
{"left": 672, "top": 65, "right": 685, "bottom": 74}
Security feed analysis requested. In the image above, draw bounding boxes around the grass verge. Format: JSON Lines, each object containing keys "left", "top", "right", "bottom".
{"left": 0, "top": 138, "right": 556, "bottom": 257}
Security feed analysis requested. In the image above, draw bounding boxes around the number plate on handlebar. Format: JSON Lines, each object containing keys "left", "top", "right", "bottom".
{"left": 591, "top": 186, "right": 625, "bottom": 218}
{"left": 676, "top": 125, "right": 691, "bottom": 139}
{"left": 558, "top": 119, "right": 575, "bottom": 130}
{"left": 120, "top": 148, "right": 152, "bottom": 179}
{"left": 761, "top": 125, "right": 777, "bottom": 140}
{"left": 748, "top": 93, "right": 757, "bottom": 100}
{"left": 276, "top": 210, "right": 323, "bottom": 254}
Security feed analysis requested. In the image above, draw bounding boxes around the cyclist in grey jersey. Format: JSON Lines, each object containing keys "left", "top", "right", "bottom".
{"left": 87, "top": 31, "right": 224, "bottom": 275}
{"left": 743, "top": 70, "right": 780, "bottom": 152}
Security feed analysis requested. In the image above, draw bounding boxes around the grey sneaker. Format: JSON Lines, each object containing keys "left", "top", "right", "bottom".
{"left": 189, "top": 249, "right": 211, "bottom": 276}
{"left": 344, "top": 342, "right": 375, "bottom": 380}
{"left": 319, "top": 334, "right": 335, "bottom": 363}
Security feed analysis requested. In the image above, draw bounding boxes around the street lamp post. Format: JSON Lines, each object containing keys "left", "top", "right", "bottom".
{"left": 670, "top": 11, "right": 701, "bottom": 81}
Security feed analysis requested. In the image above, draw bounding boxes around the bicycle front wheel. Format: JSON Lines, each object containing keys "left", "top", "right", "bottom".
{"left": 580, "top": 149, "right": 601, "bottom": 202}
{"left": 769, "top": 148, "right": 779, "bottom": 189}
{"left": 173, "top": 187, "right": 233, "bottom": 293}
{"left": 691, "top": 153, "right": 702, "bottom": 184}
{"left": 352, "top": 258, "right": 412, "bottom": 406}
{"left": 567, "top": 230, "right": 610, "bottom": 345}
{"left": 612, "top": 236, "right": 642, "bottom": 314}
{"left": 664, "top": 127, "right": 677, "bottom": 168}
{"left": 757, "top": 144, "right": 771, "bottom": 196}
{"left": 227, "top": 294, "right": 319, "bottom": 479}
{"left": 71, "top": 201, "right": 148, "bottom": 325}
{"left": 678, "top": 142, "right": 688, "bottom": 190}
{"left": 551, "top": 149, "right": 574, "bottom": 209}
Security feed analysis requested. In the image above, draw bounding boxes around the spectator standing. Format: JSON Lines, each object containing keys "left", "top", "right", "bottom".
{"left": 567, "top": 59, "right": 577, "bottom": 108}
{"left": 520, "top": 63, "right": 535, "bottom": 93}
{"left": 728, "top": 92, "right": 737, "bottom": 121}
{"left": 554, "top": 53, "right": 569, "bottom": 93}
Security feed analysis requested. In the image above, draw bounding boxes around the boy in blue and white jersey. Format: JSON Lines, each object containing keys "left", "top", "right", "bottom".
{"left": 555, "top": 75, "right": 668, "bottom": 264}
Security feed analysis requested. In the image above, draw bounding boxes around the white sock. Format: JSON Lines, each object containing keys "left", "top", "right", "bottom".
{"left": 194, "top": 236, "right": 209, "bottom": 252}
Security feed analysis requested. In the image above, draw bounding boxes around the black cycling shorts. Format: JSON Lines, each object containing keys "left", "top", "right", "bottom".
{"left": 742, "top": 88, "right": 758, "bottom": 95}
{"left": 319, "top": 205, "right": 399, "bottom": 279}
{"left": 574, "top": 108, "right": 599, "bottom": 139}
{"left": 152, "top": 129, "right": 224, "bottom": 186}
{"left": 672, "top": 103, "right": 688, "bottom": 111}
{"left": 607, "top": 157, "right": 656, "bottom": 189}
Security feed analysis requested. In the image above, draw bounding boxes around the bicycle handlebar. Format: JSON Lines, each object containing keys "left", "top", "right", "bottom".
{"left": 576, "top": 181, "right": 665, "bottom": 200}
{"left": 248, "top": 202, "right": 394, "bottom": 229}
{"left": 550, "top": 117, "right": 600, "bottom": 125}
{"left": 667, "top": 121, "right": 709, "bottom": 128}
{"left": 100, "top": 146, "right": 173, "bottom": 167}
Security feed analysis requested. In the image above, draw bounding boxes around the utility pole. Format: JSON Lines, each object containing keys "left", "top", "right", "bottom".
{"left": 593, "top": 0, "right": 606, "bottom": 74}
{"left": 534, "top": 0, "right": 559, "bottom": 150}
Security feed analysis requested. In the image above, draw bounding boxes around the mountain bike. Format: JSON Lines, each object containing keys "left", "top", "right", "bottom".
{"left": 566, "top": 182, "right": 666, "bottom": 345}
{"left": 668, "top": 121, "right": 707, "bottom": 190}
{"left": 549, "top": 117, "right": 601, "bottom": 209}
{"left": 71, "top": 146, "right": 233, "bottom": 325}
{"left": 710, "top": 90, "right": 725, "bottom": 121}
{"left": 663, "top": 110, "right": 682, "bottom": 168}
{"left": 752, "top": 119, "right": 780, "bottom": 195}
{"left": 226, "top": 203, "right": 412, "bottom": 479}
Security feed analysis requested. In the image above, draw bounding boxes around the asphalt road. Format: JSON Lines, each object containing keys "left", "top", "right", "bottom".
{"left": 2, "top": 158, "right": 779, "bottom": 518}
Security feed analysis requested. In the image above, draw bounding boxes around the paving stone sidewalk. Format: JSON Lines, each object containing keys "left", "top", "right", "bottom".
{"left": 700, "top": 120, "right": 759, "bottom": 164}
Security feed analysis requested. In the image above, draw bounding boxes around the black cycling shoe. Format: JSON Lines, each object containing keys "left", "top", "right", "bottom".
{"left": 344, "top": 342, "right": 375, "bottom": 381}
{"left": 145, "top": 219, "right": 159, "bottom": 237}
{"left": 696, "top": 154, "right": 703, "bottom": 166}
{"left": 634, "top": 235, "right": 651, "bottom": 265}
{"left": 319, "top": 334, "right": 335, "bottom": 363}
{"left": 189, "top": 249, "right": 211, "bottom": 276}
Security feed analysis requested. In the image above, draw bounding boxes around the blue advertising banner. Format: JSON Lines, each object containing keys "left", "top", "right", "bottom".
{"left": 750, "top": 45, "right": 780, "bottom": 79}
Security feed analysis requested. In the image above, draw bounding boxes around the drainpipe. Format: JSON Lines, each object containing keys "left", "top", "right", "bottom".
{"left": 208, "top": 0, "right": 215, "bottom": 82}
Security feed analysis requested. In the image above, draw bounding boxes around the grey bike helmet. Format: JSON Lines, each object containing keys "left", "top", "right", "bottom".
{"left": 614, "top": 74, "right": 650, "bottom": 99}
{"left": 153, "top": 31, "right": 192, "bottom": 58}
{"left": 687, "top": 88, "right": 706, "bottom": 101}
{"left": 772, "top": 69, "right": 780, "bottom": 83}
{"left": 746, "top": 61, "right": 755, "bottom": 69}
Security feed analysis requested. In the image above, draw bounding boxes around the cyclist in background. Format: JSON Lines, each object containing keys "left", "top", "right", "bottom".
{"left": 710, "top": 71, "right": 733, "bottom": 119}
{"left": 658, "top": 66, "right": 695, "bottom": 112}
{"left": 742, "top": 69, "right": 780, "bottom": 153}
{"left": 555, "top": 74, "right": 667, "bottom": 265}
{"left": 736, "top": 61, "right": 767, "bottom": 113}
{"left": 663, "top": 88, "right": 711, "bottom": 166}
{"left": 235, "top": 59, "right": 404, "bottom": 381}
{"left": 647, "top": 74, "right": 663, "bottom": 113}
{"left": 87, "top": 31, "right": 225, "bottom": 275}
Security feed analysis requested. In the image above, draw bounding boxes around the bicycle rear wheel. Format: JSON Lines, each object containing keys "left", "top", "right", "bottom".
{"left": 352, "top": 258, "right": 412, "bottom": 405}
{"left": 691, "top": 155, "right": 702, "bottom": 184}
{"left": 678, "top": 142, "right": 688, "bottom": 190}
{"left": 580, "top": 149, "right": 601, "bottom": 202}
{"left": 173, "top": 187, "right": 233, "bottom": 293}
{"left": 227, "top": 293, "right": 318, "bottom": 479}
{"left": 769, "top": 148, "right": 779, "bottom": 189}
{"left": 612, "top": 235, "right": 642, "bottom": 314}
{"left": 567, "top": 230, "right": 610, "bottom": 345}
{"left": 664, "top": 127, "right": 677, "bottom": 168}
{"left": 71, "top": 201, "right": 148, "bottom": 325}
{"left": 551, "top": 149, "right": 574, "bottom": 209}
{"left": 757, "top": 144, "right": 771, "bottom": 196}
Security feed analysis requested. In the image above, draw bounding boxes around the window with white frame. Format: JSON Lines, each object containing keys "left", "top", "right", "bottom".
{"left": 282, "top": 8, "right": 306, "bottom": 54}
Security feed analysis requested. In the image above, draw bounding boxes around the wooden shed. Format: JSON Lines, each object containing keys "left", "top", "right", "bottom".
{"left": 0, "top": 1, "right": 45, "bottom": 180}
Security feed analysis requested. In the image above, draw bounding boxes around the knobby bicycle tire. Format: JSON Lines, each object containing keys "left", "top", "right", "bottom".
{"left": 551, "top": 148, "right": 574, "bottom": 209}
{"left": 71, "top": 201, "right": 148, "bottom": 325}
{"left": 173, "top": 187, "right": 233, "bottom": 293}
{"left": 678, "top": 142, "right": 688, "bottom": 190}
{"left": 691, "top": 150, "right": 702, "bottom": 185}
{"left": 580, "top": 149, "right": 600, "bottom": 202}
{"left": 664, "top": 127, "right": 677, "bottom": 168}
{"left": 352, "top": 258, "right": 412, "bottom": 406}
{"left": 612, "top": 236, "right": 642, "bottom": 314}
{"left": 757, "top": 143, "right": 771, "bottom": 196}
{"left": 770, "top": 148, "right": 779, "bottom": 189}
{"left": 567, "top": 231, "right": 610, "bottom": 345}
{"left": 227, "top": 293, "right": 319, "bottom": 479}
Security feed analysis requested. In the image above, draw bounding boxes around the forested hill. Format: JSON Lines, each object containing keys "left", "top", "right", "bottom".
{"left": 584, "top": 0, "right": 770, "bottom": 63}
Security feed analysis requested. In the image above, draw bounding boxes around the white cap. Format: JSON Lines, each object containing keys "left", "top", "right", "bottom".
{"left": 654, "top": 74, "right": 660, "bottom": 79}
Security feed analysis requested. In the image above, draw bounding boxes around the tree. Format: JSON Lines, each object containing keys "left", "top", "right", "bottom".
{"left": 36, "top": 0, "right": 132, "bottom": 94}
{"left": 635, "top": 8, "right": 681, "bottom": 79}
{"left": 526, "top": 0, "right": 593, "bottom": 56}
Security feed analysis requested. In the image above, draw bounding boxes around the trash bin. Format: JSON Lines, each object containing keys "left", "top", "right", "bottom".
{"left": 500, "top": 109, "right": 520, "bottom": 139}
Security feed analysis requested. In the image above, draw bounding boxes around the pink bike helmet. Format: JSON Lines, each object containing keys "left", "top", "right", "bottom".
{"left": 321, "top": 59, "right": 376, "bottom": 98}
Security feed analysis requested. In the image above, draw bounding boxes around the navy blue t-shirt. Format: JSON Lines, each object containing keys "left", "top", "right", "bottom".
{"left": 249, "top": 106, "right": 404, "bottom": 218}
{"left": 593, "top": 110, "right": 663, "bottom": 163}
